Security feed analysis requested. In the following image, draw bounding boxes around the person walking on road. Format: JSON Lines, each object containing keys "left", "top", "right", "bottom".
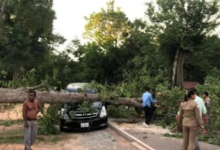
{"left": 23, "top": 89, "right": 41, "bottom": 150}
{"left": 177, "top": 89, "right": 207, "bottom": 150}
{"left": 142, "top": 86, "right": 157, "bottom": 128}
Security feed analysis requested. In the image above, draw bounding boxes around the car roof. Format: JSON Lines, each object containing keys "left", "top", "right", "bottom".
{"left": 66, "top": 83, "right": 88, "bottom": 90}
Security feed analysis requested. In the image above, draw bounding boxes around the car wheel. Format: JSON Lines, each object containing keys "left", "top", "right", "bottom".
{"left": 60, "top": 119, "right": 65, "bottom": 132}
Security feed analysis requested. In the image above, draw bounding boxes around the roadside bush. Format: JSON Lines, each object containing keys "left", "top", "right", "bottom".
{"left": 163, "top": 69, "right": 220, "bottom": 145}
{"left": 38, "top": 104, "right": 62, "bottom": 135}
{"left": 153, "top": 87, "right": 185, "bottom": 125}
{"left": 196, "top": 72, "right": 220, "bottom": 144}
{"left": 107, "top": 105, "right": 137, "bottom": 118}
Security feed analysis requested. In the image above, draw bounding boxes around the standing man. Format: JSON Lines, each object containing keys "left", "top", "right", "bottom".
{"left": 142, "top": 86, "right": 157, "bottom": 128}
{"left": 202, "top": 92, "right": 211, "bottom": 110}
{"left": 23, "top": 89, "right": 41, "bottom": 150}
{"left": 190, "top": 88, "right": 207, "bottom": 150}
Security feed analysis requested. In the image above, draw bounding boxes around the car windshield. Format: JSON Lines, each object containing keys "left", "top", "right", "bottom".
{"left": 64, "top": 101, "right": 102, "bottom": 110}
{"left": 65, "top": 89, "right": 78, "bottom": 93}
{"left": 64, "top": 88, "right": 101, "bottom": 109}
{"left": 65, "top": 88, "right": 96, "bottom": 94}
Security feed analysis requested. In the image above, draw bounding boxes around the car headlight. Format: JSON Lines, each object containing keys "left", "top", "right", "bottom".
{"left": 100, "top": 106, "right": 107, "bottom": 118}
{"left": 61, "top": 108, "right": 69, "bottom": 120}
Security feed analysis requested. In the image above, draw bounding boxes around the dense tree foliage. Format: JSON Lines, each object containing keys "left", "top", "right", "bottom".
{"left": 146, "top": 0, "right": 220, "bottom": 87}
{"left": 0, "top": 0, "right": 61, "bottom": 81}
{"left": 84, "top": 0, "right": 131, "bottom": 49}
{"left": 0, "top": 0, "right": 220, "bottom": 89}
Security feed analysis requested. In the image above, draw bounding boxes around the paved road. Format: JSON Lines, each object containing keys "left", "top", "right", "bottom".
{"left": 111, "top": 121, "right": 220, "bottom": 150}
{"left": 62, "top": 128, "right": 139, "bottom": 150}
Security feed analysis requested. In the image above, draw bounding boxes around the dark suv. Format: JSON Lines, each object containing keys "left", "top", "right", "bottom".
{"left": 60, "top": 83, "right": 108, "bottom": 131}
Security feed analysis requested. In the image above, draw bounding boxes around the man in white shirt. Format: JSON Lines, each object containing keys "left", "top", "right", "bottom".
{"left": 193, "top": 89, "right": 207, "bottom": 150}
{"left": 194, "top": 95, "right": 207, "bottom": 116}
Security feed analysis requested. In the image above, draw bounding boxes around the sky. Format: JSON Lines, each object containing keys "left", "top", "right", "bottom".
{"left": 53, "top": 0, "right": 150, "bottom": 50}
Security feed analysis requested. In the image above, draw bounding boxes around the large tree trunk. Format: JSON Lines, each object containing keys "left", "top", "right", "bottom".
{"left": 172, "top": 49, "right": 185, "bottom": 88}
{"left": 0, "top": 88, "right": 142, "bottom": 108}
{"left": 176, "top": 50, "right": 185, "bottom": 88}
{"left": 13, "top": 67, "right": 19, "bottom": 82}
{"left": 172, "top": 48, "right": 180, "bottom": 87}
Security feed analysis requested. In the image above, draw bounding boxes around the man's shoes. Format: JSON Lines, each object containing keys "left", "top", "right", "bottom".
{"left": 142, "top": 122, "right": 149, "bottom": 128}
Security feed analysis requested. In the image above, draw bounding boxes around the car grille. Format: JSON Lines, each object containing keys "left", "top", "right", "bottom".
{"left": 69, "top": 111, "right": 98, "bottom": 119}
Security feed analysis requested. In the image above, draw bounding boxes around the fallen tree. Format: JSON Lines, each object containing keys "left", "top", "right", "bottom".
{"left": 0, "top": 87, "right": 142, "bottom": 108}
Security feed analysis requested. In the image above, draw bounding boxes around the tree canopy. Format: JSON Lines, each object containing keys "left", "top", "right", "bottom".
{"left": 84, "top": 0, "right": 131, "bottom": 49}
{"left": 146, "top": 0, "right": 220, "bottom": 87}
{"left": 0, "top": 0, "right": 59, "bottom": 81}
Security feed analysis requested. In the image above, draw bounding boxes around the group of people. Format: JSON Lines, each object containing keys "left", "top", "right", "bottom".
{"left": 142, "top": 87, "right": 211, "bottom": 150}
{"left": 22, "top": 87, "right": 211, "bottom": 150}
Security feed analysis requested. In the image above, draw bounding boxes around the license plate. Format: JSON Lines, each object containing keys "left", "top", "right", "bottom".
{"left": 81, "top": 123, "right": 89, "bottom": 128}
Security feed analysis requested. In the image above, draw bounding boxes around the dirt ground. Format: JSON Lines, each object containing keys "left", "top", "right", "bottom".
{"left": 0, "top": 104, "right": 23, "bottom": 120}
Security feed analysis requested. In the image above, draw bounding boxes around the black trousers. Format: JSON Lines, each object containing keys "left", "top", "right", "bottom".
{"left": 152, "top": 106, "right": 157, "bottom": 114}
{"left": 143, "top": 106, "right": 153, "bottom": 125}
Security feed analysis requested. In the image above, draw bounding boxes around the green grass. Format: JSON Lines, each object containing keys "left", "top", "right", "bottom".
{"left": 0, "top": 127, "right": 71, "bottom": 144}
{"left": 0, "top": 136, "right": 23, "bottom": 144}
{"left": 164, "top": 133, "right": 183, "bottom": 138}
{"left": 0, "top": 128, "right": 23, "bottom": 144}
{"left": 1, "top": 128, "right": 23, "bottom": 136}
{"left": 0, "top": 135, "right": 63, "bottom": 144}
{"left": 0, "top": 119, "right": 23, "bottom": 126}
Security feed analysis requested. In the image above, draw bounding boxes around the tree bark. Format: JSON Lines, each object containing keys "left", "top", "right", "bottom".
{"left": 0, "top": 88, "right": 142, "bottom": 108}
{"left": 172, "top": 49, "right": 185, "bottom": 88}
{"left": 13, "top": 67, "right": 19, "bottom": 82}
{"left": 28, "top": 84, "right": 49, "bottom": 91}
{"left": 172, "top": 48, "right": 180, "bottom": 87}
{"left": 175, "top": 50, "right": 185, "bottom": 88}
